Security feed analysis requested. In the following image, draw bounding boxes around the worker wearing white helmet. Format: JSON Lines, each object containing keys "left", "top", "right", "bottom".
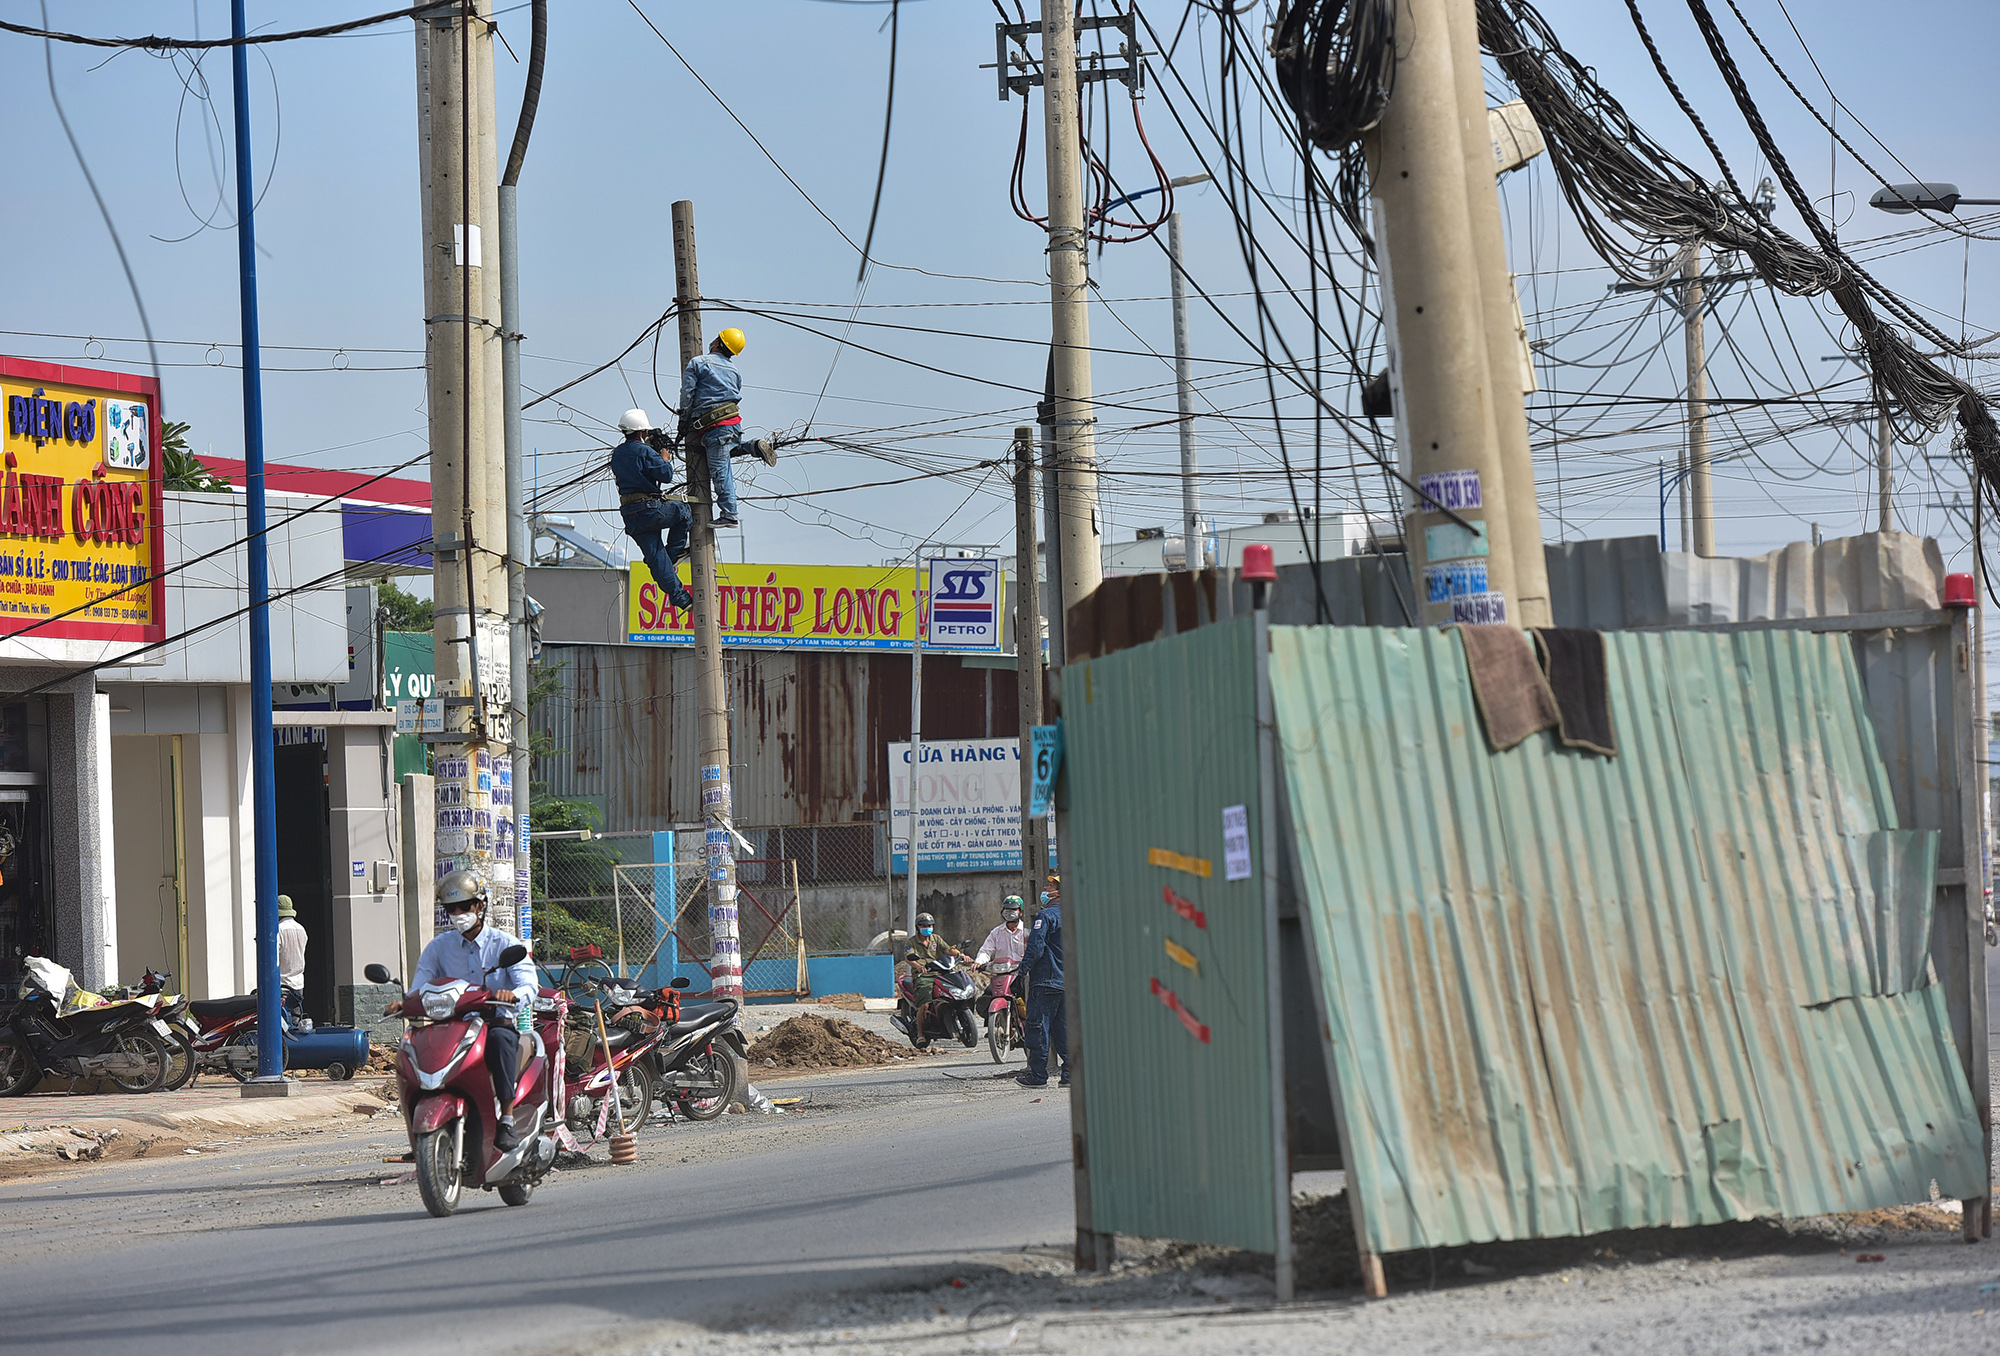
{"left": 678, "top": 326, "right": 776, "bottom": 530}
{"left": 612, "top": 408, "right": 694, "bottom": 610}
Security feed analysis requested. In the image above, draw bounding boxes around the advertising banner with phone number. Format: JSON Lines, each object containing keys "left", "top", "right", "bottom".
{"left": 0, "top": 357, "right": 164, "bottom": 651}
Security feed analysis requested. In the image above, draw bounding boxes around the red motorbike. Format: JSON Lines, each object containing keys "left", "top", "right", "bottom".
{"left": 981, "top": 960, "right": 1026, "bottom": 1064}
{"left": 364, "top": 951, "right": 567, "bottom": 1218}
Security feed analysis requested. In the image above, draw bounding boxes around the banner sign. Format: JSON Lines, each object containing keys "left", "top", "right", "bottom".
{"left": 0, "top": 358, "right": 164, "bottom": 646}
{"left": 627, "top": 560, "right": 1009, "bottom": 652}
{"left": 889, "top": 737, "right": 1024, "bottom": 873}
{"left": 1028, "top": 722, "right": 1063, "bottom": 818}
{"left": 925, "top": 556, "right": 1003, "bottom": 652}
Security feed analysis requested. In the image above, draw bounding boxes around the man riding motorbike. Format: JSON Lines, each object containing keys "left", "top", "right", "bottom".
{"left": 385, "top": 871, "right": 538, "bottom": 1151}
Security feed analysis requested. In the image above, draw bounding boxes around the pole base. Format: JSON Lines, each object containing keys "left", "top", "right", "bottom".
{"left": 238, "top": 1076, "right": 307, "bottom": 1098}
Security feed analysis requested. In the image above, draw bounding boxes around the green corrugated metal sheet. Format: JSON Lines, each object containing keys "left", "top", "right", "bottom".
{"left": 1066, "top": 616, "right": 1277, "bottom": 1252}
{"left": 1271, "top": 625, "right": 1986, "bottom": 1255}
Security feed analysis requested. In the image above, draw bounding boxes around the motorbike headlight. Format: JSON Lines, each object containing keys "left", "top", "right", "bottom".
{"left": 422, "top": 990, "right": 459, "bottom": 1021}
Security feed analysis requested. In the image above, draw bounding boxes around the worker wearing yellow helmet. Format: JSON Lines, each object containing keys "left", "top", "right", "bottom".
{"left": 678, "top": 325, "right": 777, "bottom": 529}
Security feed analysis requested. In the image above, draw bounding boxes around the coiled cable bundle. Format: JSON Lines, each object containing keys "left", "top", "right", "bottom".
{"left": 1271, "top": 0, "right": 1397, "bottom": 152}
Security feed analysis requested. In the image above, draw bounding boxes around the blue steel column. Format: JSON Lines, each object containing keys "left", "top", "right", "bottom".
{"left": 233, "top": 0, "right": 283, "bottom": 1083}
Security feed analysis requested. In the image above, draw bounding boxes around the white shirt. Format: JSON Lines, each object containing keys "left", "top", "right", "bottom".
{"left": 277, "top": 918, "right": 308, "bottom": 991}
{"left": 975, "top": 922, "right": 1027, "bottom": 968}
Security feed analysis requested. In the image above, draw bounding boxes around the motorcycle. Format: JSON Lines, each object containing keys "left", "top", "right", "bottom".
{"left": 114, "top": 968, "right": 200, "bottom": 1091}
{"left": 892, "top": 954, "right": 980, "bottom": 1050}
{"left": 176, "top": 984, "right": 369, "bottom": 1083}
{"left": 599, "top": 978, "right": 747, "bottom": 1124}
{"left": 981, "top": 960, "right": 1026, "bottom": 1064}
{"left": 0, "top": 957, "right": 176, "bottom": 1096}
{"left": 560, "top": 984, "right": 665, "bottom": 1142}
{"left": 365, "top": 953, "right": 566, "bottom": 1218}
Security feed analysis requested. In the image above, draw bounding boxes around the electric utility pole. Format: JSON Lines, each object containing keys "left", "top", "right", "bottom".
{"left": 1877, "top": 408, "right": 1893, "bottom": 533}
{"left": 497, "top": 0, "right": 546, "bottom": 944}
{"left": 1444, "top": 0, "right": 1549, "bottom": 620}
{"left": 1013, "top": 427, "right": 1047, "bottom": 896}
{"left": 672, "top": 202, "right": 743, "bottom": 1001}
{"left": 1037, "top": 0, "right": 1111, "bottom": 1278}
{"left": 1683, "top": 242, "right": 1713, "bottom": 556}
{"left": 1168, "top": 214, "right": 1203, "bottom": 571}
{"left": 1369, "top": 0, "right": 1520, "bottom": 626}
{"left": 417, "top": 1, "right": 516, "bottom": 930}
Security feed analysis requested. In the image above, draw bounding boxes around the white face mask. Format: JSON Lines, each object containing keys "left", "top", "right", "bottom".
{"left": 448, "top": 911, "right": 479, "bottom": 934}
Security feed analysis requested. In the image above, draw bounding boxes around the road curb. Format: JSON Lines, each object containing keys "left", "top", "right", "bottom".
{"left": 1, "top": 1083, "right": 393, "bottom": 1176}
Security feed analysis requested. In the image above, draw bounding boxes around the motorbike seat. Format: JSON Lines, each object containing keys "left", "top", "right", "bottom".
{"left": 600, "top": 1026, "right": 638, "bottom": 1054}
{"left": 190, "top": 995, "right": 257, "bottom": 1022}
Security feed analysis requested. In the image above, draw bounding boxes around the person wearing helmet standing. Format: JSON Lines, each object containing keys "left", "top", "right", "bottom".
{"left": 611, "top": 409, "right": 695, "bottom": 611}
{"left": 679, "top": 327, "right": 775, "bottom": 529}
{"left": 385, "top": 872, "right": 538, "bottom": 1151}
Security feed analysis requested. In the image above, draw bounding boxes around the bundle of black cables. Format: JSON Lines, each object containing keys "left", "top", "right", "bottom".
{"left": 1474, "top": 0, "right": 2000, "bottom": 503}
{"left": 1271, "top": 0, "right": 1397, "bottom": 152}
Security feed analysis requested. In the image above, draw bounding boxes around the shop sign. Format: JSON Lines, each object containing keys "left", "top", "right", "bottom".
{"left": 889, "top": 737, "right": 1024, "bottom": 873}
{"left": 0, "top": 358, "right": 163, "bottom": 646}
{"left": 628, "top": 561, "right": 923, "bottom": 650}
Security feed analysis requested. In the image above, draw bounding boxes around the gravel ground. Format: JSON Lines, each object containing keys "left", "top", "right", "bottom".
{"left": 616, "top": 1206, "right": 1999, "bottom": 1356}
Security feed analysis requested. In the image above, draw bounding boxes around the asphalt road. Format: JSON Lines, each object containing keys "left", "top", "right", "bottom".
{"left": 0, "top": 1049, "right": 1070, "bottom": 1356}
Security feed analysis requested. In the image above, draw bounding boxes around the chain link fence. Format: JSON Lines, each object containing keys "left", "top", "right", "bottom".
{"left": 527, "top": 821, "right": 889, "bottom": 994}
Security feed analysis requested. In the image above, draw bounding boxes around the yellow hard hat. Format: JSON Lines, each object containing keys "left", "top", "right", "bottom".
{"left": 716, "top": 327, "right": 746, "bottom": 355}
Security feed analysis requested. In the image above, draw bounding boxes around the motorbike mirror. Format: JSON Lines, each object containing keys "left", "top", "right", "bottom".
{"left": 363, "top": 963, "right": 392, "bottom": 984}
{"left": 497, "top": 944, "right": 529, "bottom": 969}
{"left": 669, "top": 977, "right": 690, "bottom": 989}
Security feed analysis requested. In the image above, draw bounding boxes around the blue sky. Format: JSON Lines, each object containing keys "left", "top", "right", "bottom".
{"left": 4, "top": 0, "right": 1996, "bottom": 570}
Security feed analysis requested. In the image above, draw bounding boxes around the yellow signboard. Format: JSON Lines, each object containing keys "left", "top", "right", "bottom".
{"left": 626, "top": 561, "right": 929, "bottom": 649}
{"left": 0, "top": 359, "right": 163, "bottom": 645}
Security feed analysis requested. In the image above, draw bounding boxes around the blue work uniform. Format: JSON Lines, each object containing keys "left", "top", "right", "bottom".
{"left": 410, "top": 923, "right": 540, "bottom": 1111}
{"left": 679, "top": 351, "right": 743, "bottom": 521}
{"left": 1016, "top": 902, "right": 1068, "bottom": 1085}
{"left": 610, "top": 436, "right": 692, "bottom": 608}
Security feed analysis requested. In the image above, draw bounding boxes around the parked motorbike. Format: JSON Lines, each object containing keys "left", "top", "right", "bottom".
{"left": 116, "top": 968, "right": 201, "bottom": 1090}
{"left": 561, "top": 985, "right": 664, "bottom": 1141}
{"left": 365, "top": 953, "right": 565, "bottom": 1218}
{"left": 596, "top": 978, "right": 747, "bottom": 1124}
{"left": 0, "top": 957, "right": 175, "bottom": 1095}
{"left": 892, "top": 955, "right": 980, "bottom": 1050}
{"left": 176, "top": 984, "right": 368, "bottom": 1082}
{"left": 980, "top": 960, "right": 1026, "bottom": 1064}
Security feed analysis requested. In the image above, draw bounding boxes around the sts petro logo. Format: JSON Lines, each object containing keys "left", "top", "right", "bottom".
{"left": 925, "top": 557, "right": 1001, "bottom": 651}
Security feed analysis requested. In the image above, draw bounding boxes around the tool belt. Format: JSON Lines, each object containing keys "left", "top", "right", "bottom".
{"left": 619, "top": 492, "right": 663, "bottom": 506}
{"left": 690, "top": 401, "right": 740, "bottom": 432}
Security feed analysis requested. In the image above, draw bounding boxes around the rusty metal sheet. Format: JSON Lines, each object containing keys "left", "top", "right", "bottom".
{"left": 1270, "top": 624, "right": 1987, "bottom": 1255}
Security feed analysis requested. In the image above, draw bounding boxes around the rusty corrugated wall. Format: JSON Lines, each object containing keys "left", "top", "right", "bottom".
{"left": 1272, "top": 624, "right": 1989, "bottom": 1254}
{"left": 532, "top": 645, "right": 1019, "bottom": 829}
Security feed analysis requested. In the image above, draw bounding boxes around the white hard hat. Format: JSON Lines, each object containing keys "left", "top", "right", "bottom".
{"left": 617, "top": 409, "right": 653, "bottom": 434}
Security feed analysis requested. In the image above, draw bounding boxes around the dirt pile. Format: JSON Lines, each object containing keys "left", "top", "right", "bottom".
{"left": 813, "top": 993, "right": 867, "bottom": 1012}
{"left": 745, "top": 1015, "right": 914, "bottom": 1069}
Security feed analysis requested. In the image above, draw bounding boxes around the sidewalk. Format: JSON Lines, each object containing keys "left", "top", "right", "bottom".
{"left": 1, "top": 1076, "right": 393, "bottom": 1177}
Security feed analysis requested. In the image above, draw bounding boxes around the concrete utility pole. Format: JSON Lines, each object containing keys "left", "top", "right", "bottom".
{"left": 1037, "top": 0, "right": 1111, "bottom": 1277}
{"left": 1012, "top": 427, "right": 1047, "bottom": 896}
{"left": 1877, "top": 407, "right": 1893, "bottom": 533}
{"left": 1443, "top": 0, "right": 1549, "bottom": 621}
{"left": 1683, "top": 242, "right": 1713, "bottom": 557}
{"left": 417, "top": 0, "right": 515, "bottom": 930}
{"left": 1167, "top": 214, "right": 1203, "bottom": 571}
{"left": 671, "top": 201, "right": 743, "bottom": 1001}
{"left": 497, "top": 0, "right": 546, "bottom": 944}
{"left": 1368, "top": 0, "right": 1517, "bottom": 626}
